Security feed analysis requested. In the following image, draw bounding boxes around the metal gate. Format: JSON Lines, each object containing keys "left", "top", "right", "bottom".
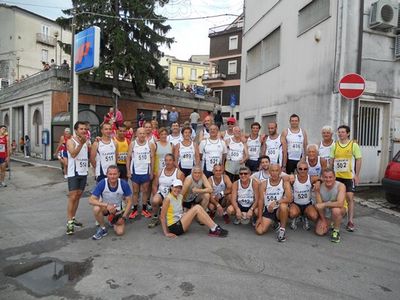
{"left": 358, "top": 103, "right": 383, "bottom": 184}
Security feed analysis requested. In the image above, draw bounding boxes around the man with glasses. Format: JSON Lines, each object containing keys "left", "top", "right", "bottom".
{"left": 227, "top": 166, "right": 259, "bottom": 225}
{"left": 256, "top": 164, "right": 292, "bottom": 242}
{"left": 289, "top": 161, "right": 319, "bottom": 231}
{"left": 222, "top": 116, "right": 237, "bottom": 141}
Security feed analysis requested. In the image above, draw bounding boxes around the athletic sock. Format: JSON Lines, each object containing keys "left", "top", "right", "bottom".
{"left": 101, "top": 226, "right": 106, "bottom": 230}
{"left": 279, "top": 227, "right": 285, "bottom": 231}
{"left": 210, "top": 224, "right": 218, "bottom": 231}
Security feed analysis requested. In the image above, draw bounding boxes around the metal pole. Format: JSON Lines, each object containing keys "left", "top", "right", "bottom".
{"left": 71, "top": 9, "right": 79, "bottom": 128}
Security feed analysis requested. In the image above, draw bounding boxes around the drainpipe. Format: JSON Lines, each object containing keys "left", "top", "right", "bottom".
{"left": 353, "top": 0, "right": 364, "bottom": 140}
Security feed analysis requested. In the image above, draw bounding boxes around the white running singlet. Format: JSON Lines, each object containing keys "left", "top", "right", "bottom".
{"left": 96, "top": 140, "right": 116, "bottom": 176}
{"left": 158, "top": 167, "right": 178, "bottom": 197}
{"left": 131, "top": 140, "right": 151, "bottom": 175}
{"left": 264, "top": 178, "right": 284, "bottom": 207}
{"left": 247, "top": 136, "right": 262, "bottom": 161}
{"left": 211, "top": 176, "right": 226, "bottom": 196}
{"left": 67, "top": 138, "right": 88, "bottom": 177}
{"left": 292, "top": 175, "right": 312, "bottom": 205}
{"left": 201, "top": 138, "right": 226, "bottom": 172}
{"left": 168, "top": 134, "right": 183, "bottom": 146}
{"left": 237, "top": 178, "right": 254, "bottom": 208}
{"left": 265, "top": 135, "right": 282, "bottom": 165}
{"left": 179, "top": 141, "right": 195, "bottom": 169}
{"left": 306, "top": 156, "right": 322, "bottom": 177}
{"left": 286, "top": 128, "right": 304, "bottom": 160}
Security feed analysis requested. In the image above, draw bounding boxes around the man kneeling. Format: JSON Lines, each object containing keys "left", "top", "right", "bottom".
{"left": 314, "top": 168, "right": 347, "bottom": 243}
{"left": 89, "top": 165, "right": 133, "bottom": 240}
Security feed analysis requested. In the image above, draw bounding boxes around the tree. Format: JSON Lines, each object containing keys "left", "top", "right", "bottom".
{"left": 57, "top": 0, "right": 174, "bottom": 97}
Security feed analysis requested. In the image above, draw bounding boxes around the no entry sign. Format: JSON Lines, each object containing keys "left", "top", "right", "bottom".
{"left": 338, "top": 73, "right": 366, "bottom": 100}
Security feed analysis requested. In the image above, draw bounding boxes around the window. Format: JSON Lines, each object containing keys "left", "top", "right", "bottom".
{"left": 229, "top": 35, "right": 238, "bottom": 50}
{"left": 176, "top": 67, "right": 183, "bottom": 79}
{"left": 246, "top": 27, "right": 280, "bottom": 80}
{"left": 261, "top": 114, "right": 277, "bottom": 134}
{"left": 244, "top": 117, "right": 255, "bottom": 134}
{"left": 228, "top": 60, "right": 237, "bottom": 75}
{"left": 298, "top": 0, "right": 330, "bottom": 35}
{"left": 41, "top": 49, "right": 48, "bottom": 62}
{"left": 213, "top": 90, "right": 223, "bottom": 105}
{"left": 32, "top": 109, "right": 42, "bottom": 146}
{"left": 190, "top": 68, "right": 197, "bottom": 80}
{"left": 41, "top": 25, "right": 49, "bottom": 36}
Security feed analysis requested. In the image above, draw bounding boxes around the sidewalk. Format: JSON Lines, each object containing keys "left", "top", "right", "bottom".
{"left": 10, "top": 153, "right": 61, "bottom": 170}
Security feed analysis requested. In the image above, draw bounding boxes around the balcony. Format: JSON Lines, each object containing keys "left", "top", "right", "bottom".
{"left": 202, "top": 73, "right": 226, "bottom": 85}
{"left": 36, "top": 33, "right": 56, "bottom": 47}
{"left": 208, "top": 20, "right": 244, "bottom": 37}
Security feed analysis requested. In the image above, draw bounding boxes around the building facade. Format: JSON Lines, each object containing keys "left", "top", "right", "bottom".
{"left": 203, "top": 15, "right": 243, "bottom": 118}
{"left": 0, "top": 69, "right": 216, "bottom": 160}
{"left": 160, "top": 55, "right": 210, "bottom": 91}
{"left": 240, "top": 0, "right": 400, "bottom": 184}
{"left": 0, "top": 4, "right": 71, "bottom": 87}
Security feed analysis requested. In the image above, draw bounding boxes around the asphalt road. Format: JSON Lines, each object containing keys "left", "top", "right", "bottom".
{"left": 0, "top": 161, "right": 399, "bottom": 300}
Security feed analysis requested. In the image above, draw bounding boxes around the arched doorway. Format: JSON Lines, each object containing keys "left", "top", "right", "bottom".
{"left": 3, "top": 113, "right": 9, "bottom": 127}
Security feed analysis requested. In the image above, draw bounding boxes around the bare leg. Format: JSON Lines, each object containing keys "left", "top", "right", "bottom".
{"left": 67, "top": 190, "right": 80, "bottom": 220}
{"left": 141, "top": 182, "right": 150, "bottom": 206}
{"left": 255, "top": 217, "right": 272, "bottom": 235}
{"left": 289, "top": 204, "right": 300, "bottom": 219}
{"left": 332, "top": 207, "right": 345, "bottom": 230}
{"left": 132, "top": 182, "right": 140, "bottom": 206}
{"left": 305, "top": 205, "right": 319, "bottom": 222}
{"left": 278, "top": 203, "right": 289, "bottom": 228}
{"left": 93, "top": 206, "right": 105, "bottom": 227}
{"left": 180, "top": 205, "right": 216, "bottom": 232}
{"left": 346, "top": 192, "right": 354, "bottom": 223}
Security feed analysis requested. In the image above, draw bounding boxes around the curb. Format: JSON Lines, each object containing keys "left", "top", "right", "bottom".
{"left": 355, "top": 197, "right": 400, "bottom": 218}
{"left": 11, "top": 157, "right": 61, "bottom": 170}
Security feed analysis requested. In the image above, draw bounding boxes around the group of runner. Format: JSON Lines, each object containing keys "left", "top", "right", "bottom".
{"left": 64, "top": 112, "right": 362, "bottom": 243}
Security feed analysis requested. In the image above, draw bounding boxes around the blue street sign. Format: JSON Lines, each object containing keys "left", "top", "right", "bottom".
{"left": 230, "top": 94, "right": 237, "bottom": 108}
{"left": 195, "top": 86, "right": 205, "bottom": 99}
{"left": 74, "top": 26, "right": 100, "bottom": 74}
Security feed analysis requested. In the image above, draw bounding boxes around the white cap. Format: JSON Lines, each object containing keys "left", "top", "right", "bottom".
{"left": 172, "top": 179, "right": 183, "bottom": 187}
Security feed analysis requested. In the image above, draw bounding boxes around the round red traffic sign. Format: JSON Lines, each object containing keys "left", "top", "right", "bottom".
{"left": 338, "top": 73, "right": 366, "bottom": 100}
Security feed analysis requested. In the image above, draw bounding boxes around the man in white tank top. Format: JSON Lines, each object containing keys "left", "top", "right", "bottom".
{"left": 314, "top": 168, "right": 347, "bottom": 243}
{"left": 319, "top": 125, "right": 334, "bottom": 167}
{"left": 305, "top": 144, "right": 327, "bottom": 177}
{"left": 168, "top": 122, "right": 183, "bottom": 146}
{"left": 263, "top": 122, "right": 283, "bottom": 167}
{"left": 65, "top": 121, "right": 90, "bottom": 235}
{"left": 199, "top": 125, "right": 227, "bottom": 178}
{"left": 227, "top": 166, "right": 259, "bottom": 225}
{"left": 225, "top": 126, "right": 249, "bottom": 182}
{"left": 149, "top": 154, "right": 184, "bottom": 228}
{"left": 281, "top": 114, "right": 308, "bottom": 175}
{"left": 89, "top": 165, "right": 133, "bottom": 240}
{"left": 255, "top": 164, "right": 292, "bottom": 242}
{"left": 126, "top": 127, "right": 156, "bottom": 219}
{"left": 288, "top": 161, "right": 319, "bottom": 231}
{"left": 207, "top": 164, "right": 232, "bottom": 224}
{"left": 246, "top": 122, "right": 264, "bottom": 172}
{"left": 221, "top": 116, "right": 236, "bottom": 141}
{"left": 90, "top": 123, "right": 117, "bottom": 183}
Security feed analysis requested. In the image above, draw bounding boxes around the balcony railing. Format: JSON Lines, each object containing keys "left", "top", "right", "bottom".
{"left": 36, "top": 33, "right": 56, "bottom": 46}
{"left": 202, "top": 73, "right": 226, "bottom": 81}
{"left": 208, "top": 21, "right": 244, "bottom": 36}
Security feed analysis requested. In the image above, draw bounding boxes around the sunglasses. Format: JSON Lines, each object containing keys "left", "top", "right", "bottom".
{"left": 239, "top": 172, "right": 249, "bottom": 175}
{"left": 298, "top": 168, "right": 308, "bottom": 171}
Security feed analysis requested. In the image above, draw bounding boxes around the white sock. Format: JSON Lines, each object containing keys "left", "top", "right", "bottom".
{"left": 211, "top": 224, "right": 218, "bottom": 231}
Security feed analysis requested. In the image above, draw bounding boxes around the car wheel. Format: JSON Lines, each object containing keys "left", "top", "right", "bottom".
{"left": 386, "top": 193, "right": 399, "bottom": 204}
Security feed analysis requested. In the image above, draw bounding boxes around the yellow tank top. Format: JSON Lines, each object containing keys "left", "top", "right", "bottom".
{"left": 333, "top": 141, "right": 354, "bottom": 179}
{"left": 166, "top": 193, "right": 183, "bottom": 226}
{"left": 115, "top": 138, "right": 129, "bottom": 165}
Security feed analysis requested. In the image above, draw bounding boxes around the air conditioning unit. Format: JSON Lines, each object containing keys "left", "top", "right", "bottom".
{"left": 369, "top": 0, "right": 399, "bottom": 30}
{"left": 395, "top": 35, "right": 400, "bottom": 60}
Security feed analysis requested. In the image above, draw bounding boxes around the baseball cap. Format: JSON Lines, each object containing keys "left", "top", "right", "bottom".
{"left": 227, "top": 117, "right": 236, "bottom": 124}
{"left": 172, "top": 179, "right": 183, "bottom": 187}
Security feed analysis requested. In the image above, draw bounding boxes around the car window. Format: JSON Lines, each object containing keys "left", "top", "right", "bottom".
{"left": 393, "top": 151, "right": 400, "bottom": 162}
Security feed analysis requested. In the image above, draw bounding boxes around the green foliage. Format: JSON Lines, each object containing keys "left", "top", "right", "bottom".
{"left": 57, "top": 0, "right": 174, "bottom": 96}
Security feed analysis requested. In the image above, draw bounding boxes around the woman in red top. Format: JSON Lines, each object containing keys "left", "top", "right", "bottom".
{"left": 54, "top": 128, "right": 72, "bottom": 179}
{"left": 0, "top": 125, "right": 10, "bottom": 187}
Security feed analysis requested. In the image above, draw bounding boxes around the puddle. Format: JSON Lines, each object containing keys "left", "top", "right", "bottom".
{"left": 3, "top": 258, "right": 92, "bottom": 297}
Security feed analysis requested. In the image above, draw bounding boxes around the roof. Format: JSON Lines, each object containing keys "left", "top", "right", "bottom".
{"left": 0, "top": 3, "right": 62, "bottom": 23}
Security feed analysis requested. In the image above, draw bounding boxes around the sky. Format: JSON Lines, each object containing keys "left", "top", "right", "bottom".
{"left": 1, "top": 0, "right": 243, "bottom": 60}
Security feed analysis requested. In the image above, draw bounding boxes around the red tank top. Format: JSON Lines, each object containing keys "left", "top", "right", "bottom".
{"left": 0, "top": 135, "right": 8, "bottom": 158}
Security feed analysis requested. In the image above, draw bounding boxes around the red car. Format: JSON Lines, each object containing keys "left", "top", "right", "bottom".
{"left": 382, "top": 150, "right": 400, "bottom": 204}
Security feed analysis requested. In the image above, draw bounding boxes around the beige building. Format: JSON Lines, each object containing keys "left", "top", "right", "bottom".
{"left": 0, "top": 4, "right": 71, "bottom": 87}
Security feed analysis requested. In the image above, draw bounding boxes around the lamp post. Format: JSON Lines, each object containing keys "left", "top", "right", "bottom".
{"left": 16, "top": 56, "right": 20, "bottom": 81}
{"left": 54, "top": 31, "right": 59, "bottom": 65}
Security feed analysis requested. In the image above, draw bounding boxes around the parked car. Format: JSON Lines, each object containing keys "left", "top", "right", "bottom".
{"left": 382, "top": 150, "right": 400, "bottom": 204}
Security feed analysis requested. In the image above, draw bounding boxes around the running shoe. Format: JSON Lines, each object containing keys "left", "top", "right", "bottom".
{"left": 0, "top": 182, "right": 7, "bottom": 187}
{"left": 251, "top": 216, "right": 257, "bottom": 227}
{"left": 273, "top": 221, "right": 281, "bottom": 232}
{"left": 72, "top": 218, "right": 83, "bottom": 227}
{"left": 290, "top": 217, "right": 298, "bottom": 230}
{"left": 66, "top": 221, "right": 74, "bottom": 235}
{"left": 277, "top": 228, "right": 286, "bottom": 242}
{"left": 331, "top": 230, "right": 341, "bottom": 243}
{"left": 141, "top": 209, "right": 152, "bottom": 218}
{"left": 241, "top": 218, "right": 250, "bottom": 225}
{"left": 92, "top": 227, "right": 108, "bottom": 240}
{"left": 346, "top": 221, "right": 355, "bottom": 232}
{"left": 223, "top": 213, "right": 231, "bottom": 224}
{"left": 303, "top": 216, "right": 310, "bottom": 231}
{"left": 148, "top": 217, "right": 160, "bottom": 228}
{"left": 233, "top": 217, "right": 241, "bottom": 225}
{"left": 208, "top": 225, "right": 228, "bottom": 238}
{"left": 129, "top": 209, "right": 138, "bottom": 219}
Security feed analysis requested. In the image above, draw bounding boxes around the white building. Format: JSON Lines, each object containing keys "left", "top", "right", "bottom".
{"left": 240, "top": 0, "right": 400, "bottom": 184}
{"left": 0, "top": 4, "right": 71, "bottom": 86}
